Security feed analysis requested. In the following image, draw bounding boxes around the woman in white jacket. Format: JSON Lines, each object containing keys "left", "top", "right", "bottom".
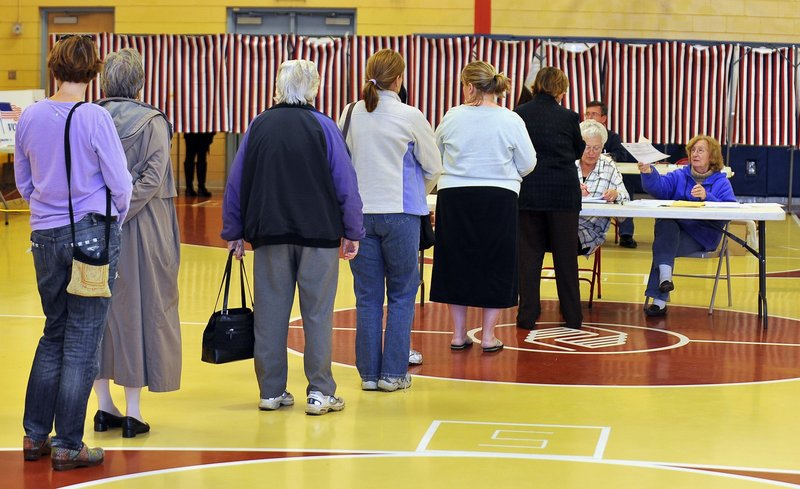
{"left": 339, "top": 49, "right": 442, "bottom": 392}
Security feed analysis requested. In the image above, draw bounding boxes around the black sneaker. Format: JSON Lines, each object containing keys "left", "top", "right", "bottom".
{"left": 644, "top": 304, "right": 667, "bottom": 317}
{"left": 619, "top": 235, "right": 638, "bottom": 248}
{"left": 659, "top": 280, "right": 675, "bottom": 293}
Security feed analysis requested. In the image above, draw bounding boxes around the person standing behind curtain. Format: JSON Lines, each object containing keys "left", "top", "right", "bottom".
{"left": 515, "top": 67, "right": 585, "bottom": 331}
{"left": 431, "top": 61, "right": 536, "bottom": 353}
{"left": 15, "top": 35, "right": 132, "bottom": 470}
{"left": 222, "top": 60, "right": 364, "bottom": 415}
{"left": 183, "top": 132, "right": 214, "bottom": 197}
{"left": 339, "top": 49, "right": 441, "bottom": 392}
{"left": 92, "top": 48, "right": 181, "bottom": 439}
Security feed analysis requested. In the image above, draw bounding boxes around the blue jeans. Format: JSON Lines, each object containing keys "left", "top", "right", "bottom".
{"left": 24, "top": 214, "right": 121, "bottom": 450}
{"left": 350, "top": 214, "right": 420, "bottom": 381}
{"left": 645, "top": 219, "right": 703, "bottom": 301}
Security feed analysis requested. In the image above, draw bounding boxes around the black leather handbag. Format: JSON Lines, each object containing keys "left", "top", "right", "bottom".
{"left": 419, "top": 213, "right": 435, "bottom": 251}
{"left": 201, "top": 250, "right": 255, "bottom": 364}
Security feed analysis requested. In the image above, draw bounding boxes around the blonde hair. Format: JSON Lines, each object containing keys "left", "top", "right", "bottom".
{"left": 461, "top": 61, "right": 510, "bottom": 105}
{"left": 363, "top": 49, "right": 405, "bottom": 112}
{"left": 686, "top": 135, "right": 725, "bottom": 172}
{"left": 532, "top": 67, "right": 569, "bottom": 98}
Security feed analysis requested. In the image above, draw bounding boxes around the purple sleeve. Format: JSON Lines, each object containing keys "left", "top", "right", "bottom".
{"left": 641, "top": 167, "right": 678, "bottom": 200}
{"left": 313, "top": 112, "right": 364, "bottom": 241}
{"left": 13, "top": 116, "right": 33, "bottom": 201}
{"left": 221, "top": 131, "right": 249, "bottom": 241}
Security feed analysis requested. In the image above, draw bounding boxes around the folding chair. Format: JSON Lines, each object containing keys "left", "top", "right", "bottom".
{"left": 672, "top": 224, "right": 732, "bottom": 315}
{"left": 542, "top": 246, "right": 602, "bottom": 308}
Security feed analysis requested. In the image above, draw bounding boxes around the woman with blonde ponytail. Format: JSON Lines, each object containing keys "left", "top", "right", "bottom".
{"left": 338, "top": 49, "right": 442, "bottom": 393}
{"left": 430, "top": 61, "right": 537, "bottom": 353}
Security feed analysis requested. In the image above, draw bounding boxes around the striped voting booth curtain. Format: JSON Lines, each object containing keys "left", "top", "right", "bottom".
{"left": 227, "top": 34, "right": 288, "bottom": 134}
{"left": 732, "top": 46, "right": 797, "bottom": 147}
{"left": 669, "top": 42, "right": 734, "bottom": 146}
{"left": 472, "top": 37, "right": 538, "bottom": 111}
{"left": 347, "top": 36, "right": 413, "bottom": 110}
{"left": 544, "top": 41, "right": 604, "bottom": 115}
{"left": 412, "top": 36, "right": 473, "bottom": 128}
{"left": 603, "top": 41, "right": 672, "bottom": 145}
{"left": 46, "top": 34, "right": 799, "bottom": 143}
{"left": 173, "top": 34, "right": 230, "bottom": 133}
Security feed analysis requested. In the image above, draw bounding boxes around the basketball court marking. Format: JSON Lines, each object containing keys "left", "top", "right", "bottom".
{"left": 55, "top": 452, "right": 800, "bottom": 489}
{"left": 416, "top": 420, "right": 611, "bottom": 459}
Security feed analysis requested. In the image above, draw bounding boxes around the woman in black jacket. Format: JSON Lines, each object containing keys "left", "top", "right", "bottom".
{"left": 514, "top": 67, "right": 585, "bottom": 330}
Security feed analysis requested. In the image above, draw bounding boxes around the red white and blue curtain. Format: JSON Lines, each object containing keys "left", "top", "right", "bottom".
{"left": 47, "top": 34, "right": 799, "bottom": 146}
{"left": 544, "top": 41, "right": 604, "bottom": 115}
{"left": 732, "top": 46, "right": 797, "bottom": 147}
{"left": 347, "top": 35, "right": 413, "bottom": 108}
{"left": 603, "top": 41, "right": 672, "bottom": 145}
{"left": 412, "top": 36, "right": 473, "bottom": 127}
{"left": 669, "top": 43, "right": 733, "bottom": 145}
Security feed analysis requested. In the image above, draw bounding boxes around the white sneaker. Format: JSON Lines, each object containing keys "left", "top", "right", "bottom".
{"left": 361, "top": 380, "right": 378, "bottom": 391}
{"left": 259, "top": 391, "right": 294, "bottom": 410}
{"left": 377, "top": 374, "right": 412, "bottom": 392}
{"left": 408, "top": 349, "right": 423, "bottom": 365}
{"left": 306, "top": 391, "right": 345, "bottom": 415}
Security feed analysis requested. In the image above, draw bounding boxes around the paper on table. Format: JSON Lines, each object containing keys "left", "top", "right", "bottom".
{"left": 620, "top": 142, "right": 671, "bottom": 164}
{"left": 582, "top": 196, "right": 608, "bottom": 203}
{"left": 624, "top": 199, "right": 673, "bottom": 207}
{"left": 704, "top": 201, "right": 741, "bottom": 208}
{"left": 671, "top": 200, "right": 705, "bottom": 207}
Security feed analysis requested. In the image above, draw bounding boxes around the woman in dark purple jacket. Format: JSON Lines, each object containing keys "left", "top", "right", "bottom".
{"left": 638, "top": 134, "right": 736, "bottom": 316}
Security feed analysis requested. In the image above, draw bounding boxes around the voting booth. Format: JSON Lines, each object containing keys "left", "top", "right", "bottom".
{"left": 0, "top": 89, "right": 45, "bottom": 223}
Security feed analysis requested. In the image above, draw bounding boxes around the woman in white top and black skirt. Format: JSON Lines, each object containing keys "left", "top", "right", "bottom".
{"left": 430, "top": 61, "right": 537, "bottom": 353}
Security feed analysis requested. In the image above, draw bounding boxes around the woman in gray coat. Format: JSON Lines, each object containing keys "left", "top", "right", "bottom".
{"left": 92, "top": 48, "right": 181, "bottom": 438}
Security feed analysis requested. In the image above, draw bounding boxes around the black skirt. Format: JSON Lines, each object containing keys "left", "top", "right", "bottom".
{"left": 430, "top": 186, "right": 519, "bottom": 308}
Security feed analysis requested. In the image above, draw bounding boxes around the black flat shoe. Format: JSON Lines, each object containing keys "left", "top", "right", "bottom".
{"left": 122, "top": 417, "right": 150, "bottom": 438}
{"left": 659, "top": 280, "right": 675, "bottom": 293}
{"left": 93, "top": 410, "right": 124, "bottom": 432}
{"left": 185, "top": 187, "right": 197, "bottom": 197}
{"left": 197, "top": 187, "right": 212, "bottom": 198}
{"left": 644, "top": 304, "right": 667, "bottom": 317}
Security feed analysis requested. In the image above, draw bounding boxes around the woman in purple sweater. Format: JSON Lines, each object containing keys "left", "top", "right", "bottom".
{"left": 14, "top": 35, "right": 132, "bottom": 470}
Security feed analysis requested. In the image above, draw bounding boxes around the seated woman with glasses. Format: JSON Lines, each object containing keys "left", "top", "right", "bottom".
{"left": 637, "top": 134, "right": 736, "bottom": 317}
{"left": 576, "top": 119, "right": 629, "bottom": 256}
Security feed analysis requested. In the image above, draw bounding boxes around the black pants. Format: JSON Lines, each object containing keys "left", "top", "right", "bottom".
{"left": 183, "top": 132, "right": 214, "bottom": 189}
{"left": 517, "top": 209, "right": 582, "bottom": 328}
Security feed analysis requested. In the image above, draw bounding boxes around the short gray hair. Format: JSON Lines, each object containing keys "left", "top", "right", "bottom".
{"left": 579, "top": 119, "right": 608, "bottom": 145}
{"left": 274, "top": 60, "right": 320, "bottom": 105}
{"left": 101, "top": 48, "right": 144, "bottom": 99}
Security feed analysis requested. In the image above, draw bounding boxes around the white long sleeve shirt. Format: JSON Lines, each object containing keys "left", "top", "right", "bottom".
{"left": 434, "top": 104, "right": 536, "bottom": 194}
{"left": 338, "top": 91, "right": 442, "bottom": 215}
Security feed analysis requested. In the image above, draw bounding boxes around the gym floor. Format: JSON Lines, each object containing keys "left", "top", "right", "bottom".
{"left": 2, "top": 196, "right": 799, "bottom": 489}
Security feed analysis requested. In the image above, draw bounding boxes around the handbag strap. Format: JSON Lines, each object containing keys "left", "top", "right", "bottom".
{"left": 341, "top": 101, "right": 357, "bottom": 139}
{"left": 214, "top": 250, "right": 254, "bottom": 315}
{"left": 64, "top": 101, "right": 111, "bottom": 249}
